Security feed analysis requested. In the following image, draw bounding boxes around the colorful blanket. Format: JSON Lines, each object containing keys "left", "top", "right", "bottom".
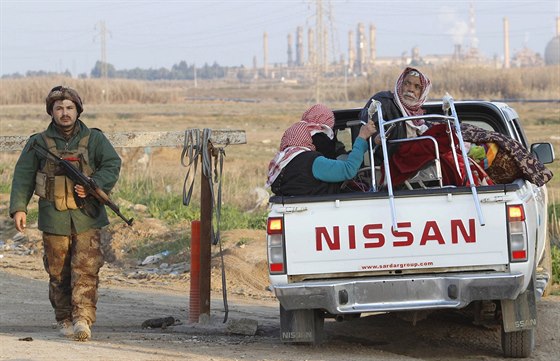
{"left": 460, "top": 123, "right": 553, "bottom": 187}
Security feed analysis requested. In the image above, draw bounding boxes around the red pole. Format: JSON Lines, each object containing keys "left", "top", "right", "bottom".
{"left": 189, "top": 220, "right": 201, "bottom": 323}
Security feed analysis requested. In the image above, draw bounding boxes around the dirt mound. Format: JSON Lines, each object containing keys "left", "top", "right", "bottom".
{"left": 101, "top": 217, "right": 176, "bottom": 265}
{"left": 210, "top": 229, "right": 271, "bottom": 299}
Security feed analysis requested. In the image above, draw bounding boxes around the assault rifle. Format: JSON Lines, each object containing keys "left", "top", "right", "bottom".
{"left": 30, "top": 140, "right": 134, "bottom": 226}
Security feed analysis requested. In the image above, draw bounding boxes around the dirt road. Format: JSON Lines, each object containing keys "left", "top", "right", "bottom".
{"left": 1, "top": 250, "right": 559, "bottom": 361}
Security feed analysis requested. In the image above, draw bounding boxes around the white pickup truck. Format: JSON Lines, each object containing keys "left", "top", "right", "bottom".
{"left": 266, "top": 98, "right": 555, "bottom": 358}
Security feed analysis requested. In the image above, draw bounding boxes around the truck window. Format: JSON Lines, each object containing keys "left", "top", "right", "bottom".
{"left": 462, "top": 120, "right": 494, "bottom": 132}
{"left": 511, "top": 119, "right": 529, "bottom": 149}
{"left": 335, "top": 127, "right": 353, "bottom": 152}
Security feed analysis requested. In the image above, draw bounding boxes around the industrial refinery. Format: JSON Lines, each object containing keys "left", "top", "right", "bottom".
{"left": 255, "top": 14, "right": 560, "bottom": 81}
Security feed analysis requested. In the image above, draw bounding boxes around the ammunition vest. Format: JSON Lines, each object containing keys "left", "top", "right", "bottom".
{"left": 34, "top": 132, "right": 93, "bottom": 210}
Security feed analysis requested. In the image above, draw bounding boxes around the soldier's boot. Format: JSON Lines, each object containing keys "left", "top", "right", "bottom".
{"left": 73, "top": 320, "right": 91, "bottom": 341}
{"left": 56, "top": 319, "right": 74, "bottom": 337}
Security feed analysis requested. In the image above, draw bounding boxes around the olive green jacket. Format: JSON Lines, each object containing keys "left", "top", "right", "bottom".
{"left": 9, "top": 120, "right": 122, "bottom": 235}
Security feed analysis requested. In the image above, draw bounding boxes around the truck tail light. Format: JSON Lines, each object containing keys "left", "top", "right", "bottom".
{"left": 267, "top": 217, "right": 286, "bottom": 274}
{"left": 507, "top": 205, "right": 527, "bottom": 262}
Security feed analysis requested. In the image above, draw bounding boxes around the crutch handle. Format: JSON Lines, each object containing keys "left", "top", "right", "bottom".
{"left": 368, "top": 100, "right": 382, "bottom": 121}
{"left": 442, "top": 92, "right": 453, "bottom": 113}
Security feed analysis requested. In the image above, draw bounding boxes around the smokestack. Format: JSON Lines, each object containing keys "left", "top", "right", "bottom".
{"left": 287, "top": 33, "right": 293, "bottom": 67}
{"left": 263, "top": 32, "right": 269, "bottom": 77}
{"left": 296, "top": 26, "right": 303, "bottom": 66}
{"left": 503, "top": 17, "right": 510, "bottom": 69}
{"left": 369, "top": 24, "right": 376, "bottom": 65}
{"left": 557, "top": 16, "right": 560, "bottom": 37}
{"left": 348, "top": 30, "right": 355, "bottom": 73}
{"left": 356, "top": 23, "right": 365, "bottom": 74}
{"left": 454, "top": 44, "right": 462, "bottom": 60}
{"left": 308, "top": 28, "right": 315, "bottom": 65}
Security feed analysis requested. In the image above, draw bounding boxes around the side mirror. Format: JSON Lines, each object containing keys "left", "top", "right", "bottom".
{"left": 530, "top": 142, "right": 555, "bottom": 164}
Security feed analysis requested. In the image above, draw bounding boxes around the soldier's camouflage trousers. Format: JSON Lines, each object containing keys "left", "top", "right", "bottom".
{"left": 42, "top": 229, "right": 104, "bottom": 325}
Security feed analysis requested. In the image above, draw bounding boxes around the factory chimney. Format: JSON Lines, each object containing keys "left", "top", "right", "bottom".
{"left": 503, "top": 17, "right": 510, "bottom": 68}
{"left": 356, "top": 23, "right": 365, "bottom": 74}
{"left": 287, "top": 33, "right": 294, "bottom": 67}
{"left": 369, "top": 24, "right": 376, "bottom": 65}
{"left": 296, "top": 26, "right": 304, "bottom": 66}
{"left": 308, "top": 28, "right": 316, "bottom": 66}
{"left": 264, "top": 32, "right": 269, "bottom": 77}
{"left": 348, "top": 30, "right": 355, "bottom": 74}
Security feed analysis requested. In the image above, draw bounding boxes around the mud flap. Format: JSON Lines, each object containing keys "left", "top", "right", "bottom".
{"left": 501, "top": 277, "right": 537, "bottom": 333}
{"left": 279, "top": 304, "right": 324, "bottom": 344}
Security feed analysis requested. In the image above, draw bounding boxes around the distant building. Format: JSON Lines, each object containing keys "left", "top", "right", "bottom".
{"left": 512, "top": 47, "right": 544, "bottom": 67}
{"left": 545, "top": 36, "right": 560, "bottom": 65}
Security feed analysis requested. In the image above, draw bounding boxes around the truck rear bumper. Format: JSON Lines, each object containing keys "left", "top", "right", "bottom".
{"left": 274, "top": 272, "right": 525, "bottom": 314}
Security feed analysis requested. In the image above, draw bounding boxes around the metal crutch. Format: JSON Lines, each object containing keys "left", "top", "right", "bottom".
{"left": 442, "top": 94, "right": 486, "bottom": 226}
{"left": 364, "top": 100, "right": 379, "bottom": 192}
{"left": 372, "top": 100, "right": 399, "bottom": 231}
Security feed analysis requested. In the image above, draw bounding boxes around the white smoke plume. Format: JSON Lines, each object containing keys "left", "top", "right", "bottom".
{"left": 438, "top": 6, "right": 468, "bottom": 46}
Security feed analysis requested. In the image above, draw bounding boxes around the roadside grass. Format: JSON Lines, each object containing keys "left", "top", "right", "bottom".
{"left": 552, "top": 246, "right": 560, "bottom": 285}
{"left": 0, "top": 163, "right": 12, "bottom": 193}
{"left": 113, "top": 173, "right": 268, "bottom": 230}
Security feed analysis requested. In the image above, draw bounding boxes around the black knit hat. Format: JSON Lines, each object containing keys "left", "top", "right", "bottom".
{"left": 45, "top": 86, "right": 83, "bottom": 116}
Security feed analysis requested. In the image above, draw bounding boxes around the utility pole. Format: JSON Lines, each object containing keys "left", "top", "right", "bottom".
{"left": 314, "top": 0, "right": 324, "bottom": 103}
{"left": 95, "top": 21, "right": 110, "bottom": 101}
{"left": 94, "top": 21, "right": 109, "bottom": 79}
{"left": 312, "top": 0, "right": 337, "bottom": 103}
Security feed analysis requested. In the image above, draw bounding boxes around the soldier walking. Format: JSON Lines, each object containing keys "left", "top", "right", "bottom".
{"left": 9, "top": 86, "right": 122, "bottom": 341}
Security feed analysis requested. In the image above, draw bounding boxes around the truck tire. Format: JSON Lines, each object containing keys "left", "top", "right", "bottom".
{"left": 501, "top": 325, "right": 535, "bottom": 358}
{"left": 279, "top": 304, "right": 324, "bottom": 345}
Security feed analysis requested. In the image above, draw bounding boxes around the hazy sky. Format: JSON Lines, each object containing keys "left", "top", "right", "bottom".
{"left": 1, "top": 0, "right": 559, "bottom": 76}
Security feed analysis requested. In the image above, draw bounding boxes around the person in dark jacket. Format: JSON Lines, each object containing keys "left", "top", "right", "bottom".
{"left": 9, "top": 86, "right": 122, "bottom": 341}
{"left": 266, "top": 104, "right": 377, "bottom": 196}
{"left": 359, "top": 67, "right": 432, "bottom": 159}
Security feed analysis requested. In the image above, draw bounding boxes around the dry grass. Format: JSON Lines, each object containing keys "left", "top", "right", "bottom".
{"left": 1, "top": 66, "right": 559, "bottom": 209}
{"left": 2, "top": 65, "right": 559, "bottom": 105}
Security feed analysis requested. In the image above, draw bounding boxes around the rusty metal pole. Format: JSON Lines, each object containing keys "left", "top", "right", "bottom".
{"left": 199, "top": 143, "right": 213, "bottom": 318}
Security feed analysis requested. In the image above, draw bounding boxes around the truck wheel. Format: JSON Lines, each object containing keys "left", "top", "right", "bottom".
{"left": 501, "top": 324, "right": 535, "bottom": 358}
{"left": 279, "top": 304, "right": 324, "bottom": 345}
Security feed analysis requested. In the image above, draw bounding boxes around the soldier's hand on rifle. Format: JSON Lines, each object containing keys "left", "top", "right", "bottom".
{"left": 13, "top": 211, "right": 27, "bottom": 233}
{"left": 74, "top": 184, "right": 87, "bottom": 198}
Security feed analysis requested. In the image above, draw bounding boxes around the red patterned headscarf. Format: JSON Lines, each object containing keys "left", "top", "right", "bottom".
{"left": 394, "top": 67, "right": 431, "bottom": 118}
{"left": 301, "top": 103, "right": 335, "bottom": 139}
{"left": 265, "top": 104, "right": 335, "bottom": 187}
{"left": 394, "top": 67, "right": 431, "bottom": 136}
